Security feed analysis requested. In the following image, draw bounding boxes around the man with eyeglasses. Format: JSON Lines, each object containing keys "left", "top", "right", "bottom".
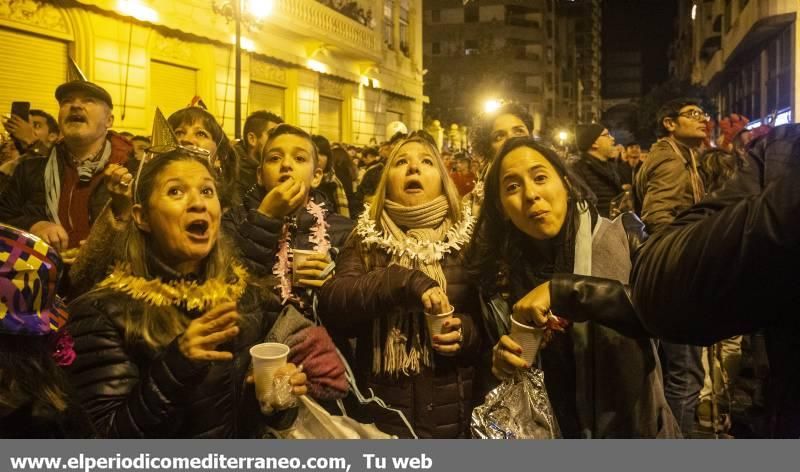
{"left": 633, "top": 97, "right": 709, "bottom": 437}
{"left": 570, "top": 123, "right": 627, "bottom": 218}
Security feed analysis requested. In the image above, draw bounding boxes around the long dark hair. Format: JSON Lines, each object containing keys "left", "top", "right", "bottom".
{"left": 168, "top": 107, "right": 240, "bottom": 207}
{"left": 467, "top": 137, "right": 593, "bottom": 292}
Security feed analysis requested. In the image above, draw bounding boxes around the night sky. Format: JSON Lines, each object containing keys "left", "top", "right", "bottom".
{"left": 602, "top": 0, "right": 679, "bottom": 93}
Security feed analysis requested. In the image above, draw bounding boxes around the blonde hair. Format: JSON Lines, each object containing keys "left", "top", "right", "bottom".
{"left": 368, "top": 134, "right": 463, "bottom": 229}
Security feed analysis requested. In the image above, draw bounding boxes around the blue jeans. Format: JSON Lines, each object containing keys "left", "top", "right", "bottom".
{"left": 660, "top": 341, "right": 704, "bottom": 435}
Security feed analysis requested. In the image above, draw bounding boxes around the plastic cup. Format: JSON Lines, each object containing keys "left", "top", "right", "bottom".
{"left": 249, "top": 342, "right": 290, "bottom": 412}
{"left": 292, "top": 249, "right": 322, "bottom": 285}
{"left": 510, "top": 316, "right": 545, "bottom": 365}
{"left": 425, "top": 307, "right": 455, "bottom": 345}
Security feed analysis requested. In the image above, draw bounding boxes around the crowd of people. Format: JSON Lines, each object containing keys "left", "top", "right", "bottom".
{"left": 1, "top": 65, "right": 798, "bottom": 439}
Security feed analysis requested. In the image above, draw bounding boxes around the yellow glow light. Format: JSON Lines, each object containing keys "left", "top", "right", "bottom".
{"left": 558, "top": 130, "right": 568, "bottom": 142}
{"left": 232, "top": 35, "right": 256, "bottom": 51}
{"left": 118, "top": 0, "right": 158, "bottom": 23}
{"left": 360, "top": 75, "right": 371, "bottom": 87}
{"left": 307, "top": 59, "right": 328, "bottom": 74}
{"left": 371, "top": 78, "right": 380, "bottom": 89}
{"left": 246, "top": 0, "right": 274, "bottom": 22}
{"left": 484, "top": 99, "right": 502, "bottom": 114}
{"left": 691, "top": 4, "right": 697, "bottom": 21}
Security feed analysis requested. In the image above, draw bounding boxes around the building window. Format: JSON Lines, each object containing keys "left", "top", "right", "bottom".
{"left": 399, "top": 0, "right": 410, "bottom": 57}
{"left": 724, "top": 0, "right": 732, "bottom": 33}
{"left": 464, "top": 39, "right": 480, "bottom": 55}
{"left": 432, "top": 42, "right": 441, "bottom": 55}
{"left": 432, "top": 9, "right": 440, "bottom": 23}
{"left": 465, "top": 2, "right": 479, "bottom": 23}
{"left": 384, "top": 0, "right": 394, "bottom": 48}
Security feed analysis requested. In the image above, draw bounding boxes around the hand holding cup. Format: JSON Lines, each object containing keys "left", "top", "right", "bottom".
{"left": 294, "top": 252, "right": 334, "bottom": 288}
{"left": 491, "top": 335, "right": 528, "bottom": 380}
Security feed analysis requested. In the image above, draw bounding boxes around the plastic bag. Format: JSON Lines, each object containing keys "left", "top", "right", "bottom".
{"left": 270, "top": 396, "right": 395, "bottom": 439}
{"left": 471, "top": 368, "right": 561, "bottom": 439}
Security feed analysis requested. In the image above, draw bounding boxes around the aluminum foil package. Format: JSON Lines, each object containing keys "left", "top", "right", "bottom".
{"left": 471, "top": 368, "right": 561, "bottom": 439}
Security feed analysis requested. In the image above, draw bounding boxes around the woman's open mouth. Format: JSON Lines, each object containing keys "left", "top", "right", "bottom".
{"left": 404, "top": 180, "right": 424, "bottom": 193}
{"left": 185, "top": 220, "right": 210, "bottom": 240}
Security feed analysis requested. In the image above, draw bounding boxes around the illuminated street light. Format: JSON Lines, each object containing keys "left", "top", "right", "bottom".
{"left": 484, "top": 99, "right": 502, "bottom": 114}
{"left": 117, "top": 0, "right": 158, "bottom": 22}
{"left": 245, "top": 0, "right": 273, "bottom": 21}
{"left": 558, "top": 130, "right": 568, "bottom": 143}
{"left": 691, "top": 3, "right": 697, "bottom": 21}
{"left": 212, "top": 0, "right": 273, "bottom": 138}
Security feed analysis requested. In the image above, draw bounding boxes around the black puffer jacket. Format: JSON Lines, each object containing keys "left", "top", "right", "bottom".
{"left": 66, "top": 260, "right": 293, "bottom": 438}
{"left": 318, "top": 236, "right": 482, "bottom": 439}
{"left": 223, "top": 188, "right": 354, "bottom": 277}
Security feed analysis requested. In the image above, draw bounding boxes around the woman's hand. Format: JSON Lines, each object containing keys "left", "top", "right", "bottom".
{"left": 491, "top": 335, "right": 527, "bottom": 380}
{"left": 246, "top": 362, "right": 308, "bottom": 411}
{"left": 512, "top": 281, "right": 551, "bottom": 327}
{"left": 295, "top": 253, "right": 334, "bottom": 288}
{"left": 178, "top": 302, "right": 239, "bottom": 362}
{"left": 432, "top": 316, "right": 462, "bottom": 356}
{"left": 257, "top": 178, "right": 306, "bottom": 219}
{"left": 104, "top": 164, "right": 134, "bottom": 222}
{"left": 421, "top": 286, "right": 451, "bottom": 315}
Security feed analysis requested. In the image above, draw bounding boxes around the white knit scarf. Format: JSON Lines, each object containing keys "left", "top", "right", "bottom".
{"left": 372, "top": 195, "right": 451, "bottom": 376}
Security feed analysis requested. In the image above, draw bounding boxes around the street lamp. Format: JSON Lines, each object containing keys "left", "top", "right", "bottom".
{"left": 558, "top": 130, "right": 568, "bottom": 146}
{"left": 484, "top": 99, "right": 502, "bottom": 114}
{"left": 212, "top": 0, "right": 273, "bottom": 139}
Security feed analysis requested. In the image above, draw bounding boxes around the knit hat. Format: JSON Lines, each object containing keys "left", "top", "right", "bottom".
{"left": 575, "top": 124, "right": 605, "bottom": 152}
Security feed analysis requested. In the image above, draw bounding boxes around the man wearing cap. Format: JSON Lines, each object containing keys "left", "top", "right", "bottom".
{"left": 0, "top": 67, "right": 132, "bottom": 252}
{"left": 569, "top": 124, "right": 627, "bottom": 218}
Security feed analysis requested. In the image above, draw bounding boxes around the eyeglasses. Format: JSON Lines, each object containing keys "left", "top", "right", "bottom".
{"left": 677, "top": 110, "right": 710, "bottom": 122}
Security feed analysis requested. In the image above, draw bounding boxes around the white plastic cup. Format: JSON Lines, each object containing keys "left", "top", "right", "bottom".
{"left": 509, "top": 316, "right": 545, "bottom": 365}
{"left": 425, "top": 307, "right": 455, "bottom": 345}
{"left": 292, "top": 249, "right": 322, "bottom": 285}
{"left": 249, "top": 342, "right": 290, "bottom": 412}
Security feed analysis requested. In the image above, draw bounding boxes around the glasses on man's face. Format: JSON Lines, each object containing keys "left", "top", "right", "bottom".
{"left": 677, "top": 110, "right": 710, "bottom": 122}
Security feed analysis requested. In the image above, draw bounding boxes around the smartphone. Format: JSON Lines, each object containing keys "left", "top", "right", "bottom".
{"left": 10, "top": 101, "right": 30, "bottom": 122}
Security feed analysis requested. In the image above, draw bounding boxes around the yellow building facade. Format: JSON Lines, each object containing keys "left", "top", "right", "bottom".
{"left": 0, "top": 0, "right": 424, "bottom": 144}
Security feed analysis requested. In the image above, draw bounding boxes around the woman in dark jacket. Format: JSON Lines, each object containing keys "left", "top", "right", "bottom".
{"left": 318, "top": 132, "right": 481, "bottom": 438}
{"left": 66, "top": 148, "right": 314, "bottom": 438}
{"left": 469, "top": 137, "right": 679, "bottom": 438}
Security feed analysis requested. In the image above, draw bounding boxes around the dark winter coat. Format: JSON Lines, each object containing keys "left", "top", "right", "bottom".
{"left": 223, "top": 187, "right": 353, "bottom": 278}
{"left": 511, "top": 213, "right": 680, "bottom": 438}
{"left": 318, "top": 236, "right": 482, "bottom": 439}
{"left": 0, "top": 133, "right": 132, "bottom": 232}
{"left": 66, "top": 258, "right": 294, "bottom": 438}
{"left": 567, "top": 153, "right": 626, "bottom": 218}
{"left": 631, "top": 124, "right": 800, "bottom": 437}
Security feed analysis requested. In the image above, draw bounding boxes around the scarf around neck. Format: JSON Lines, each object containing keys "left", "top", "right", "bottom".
{"left": 356, "top": 195, "right": 476, "bottom": 376}
{"left": 44, "top": 140, "right": 112, "bottom": 225}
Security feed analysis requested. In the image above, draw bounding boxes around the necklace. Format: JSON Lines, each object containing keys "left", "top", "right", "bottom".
{"left": 97, "top": 263, "right": 248, "bottom": 312}
{"left": 272, "top": 200, "right": 330, "bottom": 303}
{"left": 355, "top": 204, "right": 475, "bottom": 264}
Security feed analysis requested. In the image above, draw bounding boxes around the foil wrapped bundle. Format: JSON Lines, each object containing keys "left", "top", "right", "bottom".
{"left": 471, "top": 368, "right": 561, "bottom": 439}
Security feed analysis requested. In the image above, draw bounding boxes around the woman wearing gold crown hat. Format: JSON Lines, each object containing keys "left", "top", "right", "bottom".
{"left": 64, "top": 113, "right": 346, "bottom": 438}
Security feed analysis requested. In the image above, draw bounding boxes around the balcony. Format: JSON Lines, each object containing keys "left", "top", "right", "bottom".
{"left": 272, "top": 0, "right": 381, "bottom": 58}
{"left": 721, "top": 0, "right": 796, "bottom": 64}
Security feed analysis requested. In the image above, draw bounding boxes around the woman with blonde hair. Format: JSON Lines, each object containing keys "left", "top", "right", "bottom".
{"left": 318, "top": 131, "right": 481, "bottom": 438}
